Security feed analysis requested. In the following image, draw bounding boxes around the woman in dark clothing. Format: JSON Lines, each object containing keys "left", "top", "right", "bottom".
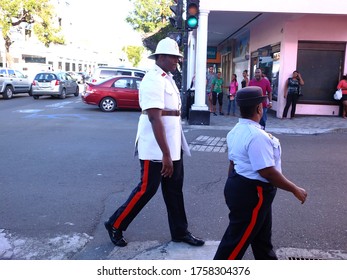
{"left": 282, "top": 70, "right": 304, "bottom": 119}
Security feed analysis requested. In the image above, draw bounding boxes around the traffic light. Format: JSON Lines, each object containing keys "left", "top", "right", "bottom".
{"left": 169, "top": 0, "right": 183, "bottom": 29}
{"left": 186, "top": 0, "right": 199, "bottom": 30}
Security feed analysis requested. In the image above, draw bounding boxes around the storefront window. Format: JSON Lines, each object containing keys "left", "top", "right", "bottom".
{"left": 297, "top": 41, "right": 345, "bottom": 103}
{"left": 250, "top": 44, "right": 281, "bottom": 101}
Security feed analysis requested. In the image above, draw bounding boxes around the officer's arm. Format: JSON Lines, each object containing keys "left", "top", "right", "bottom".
{"left": 146, "top": 108, "right": 173, "bottom": 178}
{"left": 258, "top": 166, "right": 307, "bottom": 204}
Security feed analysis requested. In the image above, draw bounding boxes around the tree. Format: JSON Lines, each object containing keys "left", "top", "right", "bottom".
{"left": 0, "top": 0, "right": 64, "bottom": 67}
{"left": 122, "top": 45, "right": 145, "bottom": 67}
{"left": 126, "top": 0, "right": 178, "bottom": 52}
{"left": 126, "top": 0, "right": 182, "bottom": 90}
{"left": 126, "top": 0, "right": 173, "bottom": 34}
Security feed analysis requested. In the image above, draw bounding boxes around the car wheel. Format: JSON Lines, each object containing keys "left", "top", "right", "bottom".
{"left": 100, "top": 97, "right": 117, "bottom": 112}
{"left": 33, "top": 96, "right": 39, "bottom": 99}
{"left": 3, "top": 86, "right": 14, "bottom": 99}
{"left": 28, "top": 87, "right": 33, "bottom": 96}
{"left": 60, "top": 88, "right": 66, "bottom": 99}
{"left": 74, "top": 86, "right": 79, "bottom": 96}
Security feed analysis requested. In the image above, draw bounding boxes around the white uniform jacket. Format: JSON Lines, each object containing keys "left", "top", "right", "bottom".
{"left": 135, "top": 65, "right": 191, "bottom": 161}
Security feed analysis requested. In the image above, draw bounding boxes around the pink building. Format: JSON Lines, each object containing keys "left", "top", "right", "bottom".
{"left": 188, "top": 0, "right": 347, "bottom": 123}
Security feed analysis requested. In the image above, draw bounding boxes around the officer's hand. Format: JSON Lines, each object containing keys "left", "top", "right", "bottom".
{"left": 161, "top": 155, "right": 173, "bottom": 178}
{"left": 294, "top": 187, "right": 308, "bottom": 204}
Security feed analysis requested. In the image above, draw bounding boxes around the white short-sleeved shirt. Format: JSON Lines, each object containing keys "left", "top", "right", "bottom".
{"left": 227, "top": 118, "right": 282, "bottom": 182}
{"left": 135, "top": 64, "right": 190, "bottom": 161}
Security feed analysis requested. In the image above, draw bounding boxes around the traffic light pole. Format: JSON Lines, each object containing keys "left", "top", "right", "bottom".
{"left": 181, "top": 30, "right": 189, "bottom": 119}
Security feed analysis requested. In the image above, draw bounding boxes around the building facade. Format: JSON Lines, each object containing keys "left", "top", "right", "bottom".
{"left": 188, "top": 0, "right": 347, "bottom": 121}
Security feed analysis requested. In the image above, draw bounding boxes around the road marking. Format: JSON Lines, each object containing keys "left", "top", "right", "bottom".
{"left": 23, "top": 113, "right": 88, "bottom": 120}
{"left": 15, "top": 109, "right": 43, "bottom": 113}
{"left": 189, "top": 135, "right": 227, "bottom": 153}
{"left": 46, "top": 101, "right": 74, "bottom": 108}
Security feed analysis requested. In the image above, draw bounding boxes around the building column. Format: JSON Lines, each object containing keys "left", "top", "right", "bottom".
{"left": 188, "top": 9, "right": 210, "bottom": 125}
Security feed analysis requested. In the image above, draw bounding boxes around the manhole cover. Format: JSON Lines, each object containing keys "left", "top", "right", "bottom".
{"left": 276, "top": 247, "right": 347, "bottom": 260}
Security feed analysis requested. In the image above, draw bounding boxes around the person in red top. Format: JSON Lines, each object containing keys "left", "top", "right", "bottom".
{"left": 337, "top": 75, "right": 347, "bottom": 119}
{"left": 248, "top": 68, "right": 272, "bottom": 128}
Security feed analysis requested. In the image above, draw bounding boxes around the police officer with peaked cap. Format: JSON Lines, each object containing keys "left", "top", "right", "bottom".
{"left": 214, "top": 86, "right": 307, "bottom": 260}
{"left": 104, "top": 37, "right": 204, "bottom": 247}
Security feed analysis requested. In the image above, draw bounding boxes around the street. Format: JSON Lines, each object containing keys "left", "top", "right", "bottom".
{"left": 0, "top": 92, "right": 346, "bottom": 260}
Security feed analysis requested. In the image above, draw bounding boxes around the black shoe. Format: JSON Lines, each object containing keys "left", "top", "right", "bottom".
{"left": 213, "top": 112, "right": 217, "bottom": 116}
{"left": 219, "top": 112, "right": 224, "bottom": 115}
{"left": 172, "top": 232, "right": 205, "bottom": 246}
{"left": 104, "top": 221, "right": 127, "bottom": 247}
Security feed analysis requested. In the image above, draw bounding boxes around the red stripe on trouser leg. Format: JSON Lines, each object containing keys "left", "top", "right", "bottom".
{"left": 114, "top": 160, "right": 150, "bottom": 229}
{"left": 228, "top": 186, "right": 264, "bottom": 260}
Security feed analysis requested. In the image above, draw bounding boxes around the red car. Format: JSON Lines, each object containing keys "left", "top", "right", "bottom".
{"left": 81, "top": 76, "right": 142, "bottom": 112}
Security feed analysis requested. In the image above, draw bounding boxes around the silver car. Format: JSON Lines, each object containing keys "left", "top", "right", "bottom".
{"left": 31, "top": 72, "right": 79, "bottom": 99}
{"left": 0, "top": 68, "right": 32, "bottom": 99}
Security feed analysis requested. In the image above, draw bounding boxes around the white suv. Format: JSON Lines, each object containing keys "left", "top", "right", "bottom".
{"left": 90, "top": 66, "right": 146, "bottom": 83}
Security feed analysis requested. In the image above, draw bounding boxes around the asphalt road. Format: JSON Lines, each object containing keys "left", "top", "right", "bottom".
{"left": 0, "top": 92, "right": 346, "bottom": 260}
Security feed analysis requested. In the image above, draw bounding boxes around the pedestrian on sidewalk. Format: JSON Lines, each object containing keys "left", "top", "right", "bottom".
{"left": 337, "top": 75, "right": 347, "bottom": 119}
{"left": 227, "top": 74, "right": 238, "bottom": 116}
{"left": 248, "top": 68, "right": 272, "bottom": 128}
{"left": 241, "top": 70, "right": 249, "bottom": 88}
{"left": 214, "top": 86, "right": 307, "bottom": 260}
{"left": 211, "top": 71, "right": 226, "bottom": 116}
{"left": 282, "top": 70, "right": 304, "bottom": 119}
{"left": 104, "top": 37, "right": 204, "bottom": 248}
{"left": 206, "top": 66, "right": 216, "bottom": 112}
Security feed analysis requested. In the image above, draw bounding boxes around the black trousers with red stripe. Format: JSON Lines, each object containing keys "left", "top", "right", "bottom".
{"left": 107, "top": 158, "right": 189, "bottom": 239}
{"left": 214, "top": 172, "right": 278, "bottom": 260}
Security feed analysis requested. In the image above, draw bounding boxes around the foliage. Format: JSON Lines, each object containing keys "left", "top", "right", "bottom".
{"left": 126, "top": 0, "right": 182, "bottom": 53}
{"left": 0, "top": 0, "right": 64, "bottom": 66}
{"left": 122, "top": 45, "right": 145, "bottom": 67}
{"left": 126, "top": 0, "right": 174, "bottom": 34}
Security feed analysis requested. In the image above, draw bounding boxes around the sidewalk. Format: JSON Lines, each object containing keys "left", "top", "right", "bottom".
{"left": 184, "top": 109, "right": 347, "bottom": 135}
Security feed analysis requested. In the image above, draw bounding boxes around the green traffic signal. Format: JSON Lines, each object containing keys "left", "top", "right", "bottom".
{"left": 186, "top": 16, "right": 198, "bottom": 29}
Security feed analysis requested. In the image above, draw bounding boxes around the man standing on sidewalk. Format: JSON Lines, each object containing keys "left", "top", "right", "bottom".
{"left": 206, "top": 66, "right": 216, "bottom": 112}
{"left": 249, "top": 68, "right": 272, "bottom": 128}
{"left": 104, "top": 37, "right": 204, "bottom": 248}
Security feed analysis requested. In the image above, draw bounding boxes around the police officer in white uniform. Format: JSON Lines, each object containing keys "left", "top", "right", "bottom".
{"left": 214, "top": 86, "right": 307, "bottom": 260}
{"left": 104, "top": 37, "right": 204, "bottom": 247}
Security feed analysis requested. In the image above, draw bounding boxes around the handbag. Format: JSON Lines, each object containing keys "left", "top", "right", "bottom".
{"left": 334, "top": 89, "right": 342, "bottom": 100}
{"left": 298, "top": 86, "right": 303, "bottom": 97}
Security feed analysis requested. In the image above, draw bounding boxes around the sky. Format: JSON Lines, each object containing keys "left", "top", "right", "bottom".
{"left": 68, "top": 0, "right": 142, "bottom": 51}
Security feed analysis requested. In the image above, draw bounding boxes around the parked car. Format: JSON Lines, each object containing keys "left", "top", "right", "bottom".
{"left": 89, "top": 66, "right": 146, "bottom": 83}
{"left": 67, "top": 71, "right": 83, "bottom": 84}
{"left": 81, "top": 75, "right": 142, "bottom": 112}
{"left": 0, "top": 68, "right": 32, "bottom": 99}
{"left": 31, "top": 72, "right": 79, "bottom": 99}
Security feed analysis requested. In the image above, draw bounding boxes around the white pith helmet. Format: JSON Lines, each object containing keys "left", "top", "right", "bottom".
{"left": 148, "top": 37, "right": 183, "bottom": 59}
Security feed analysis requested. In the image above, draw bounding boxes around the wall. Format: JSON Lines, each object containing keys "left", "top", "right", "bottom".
{"left": 249, "top": 14, "right": 347, "bottom": 117}
{"left": 200, "top": 0, "right": 346, "bottom": 15}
